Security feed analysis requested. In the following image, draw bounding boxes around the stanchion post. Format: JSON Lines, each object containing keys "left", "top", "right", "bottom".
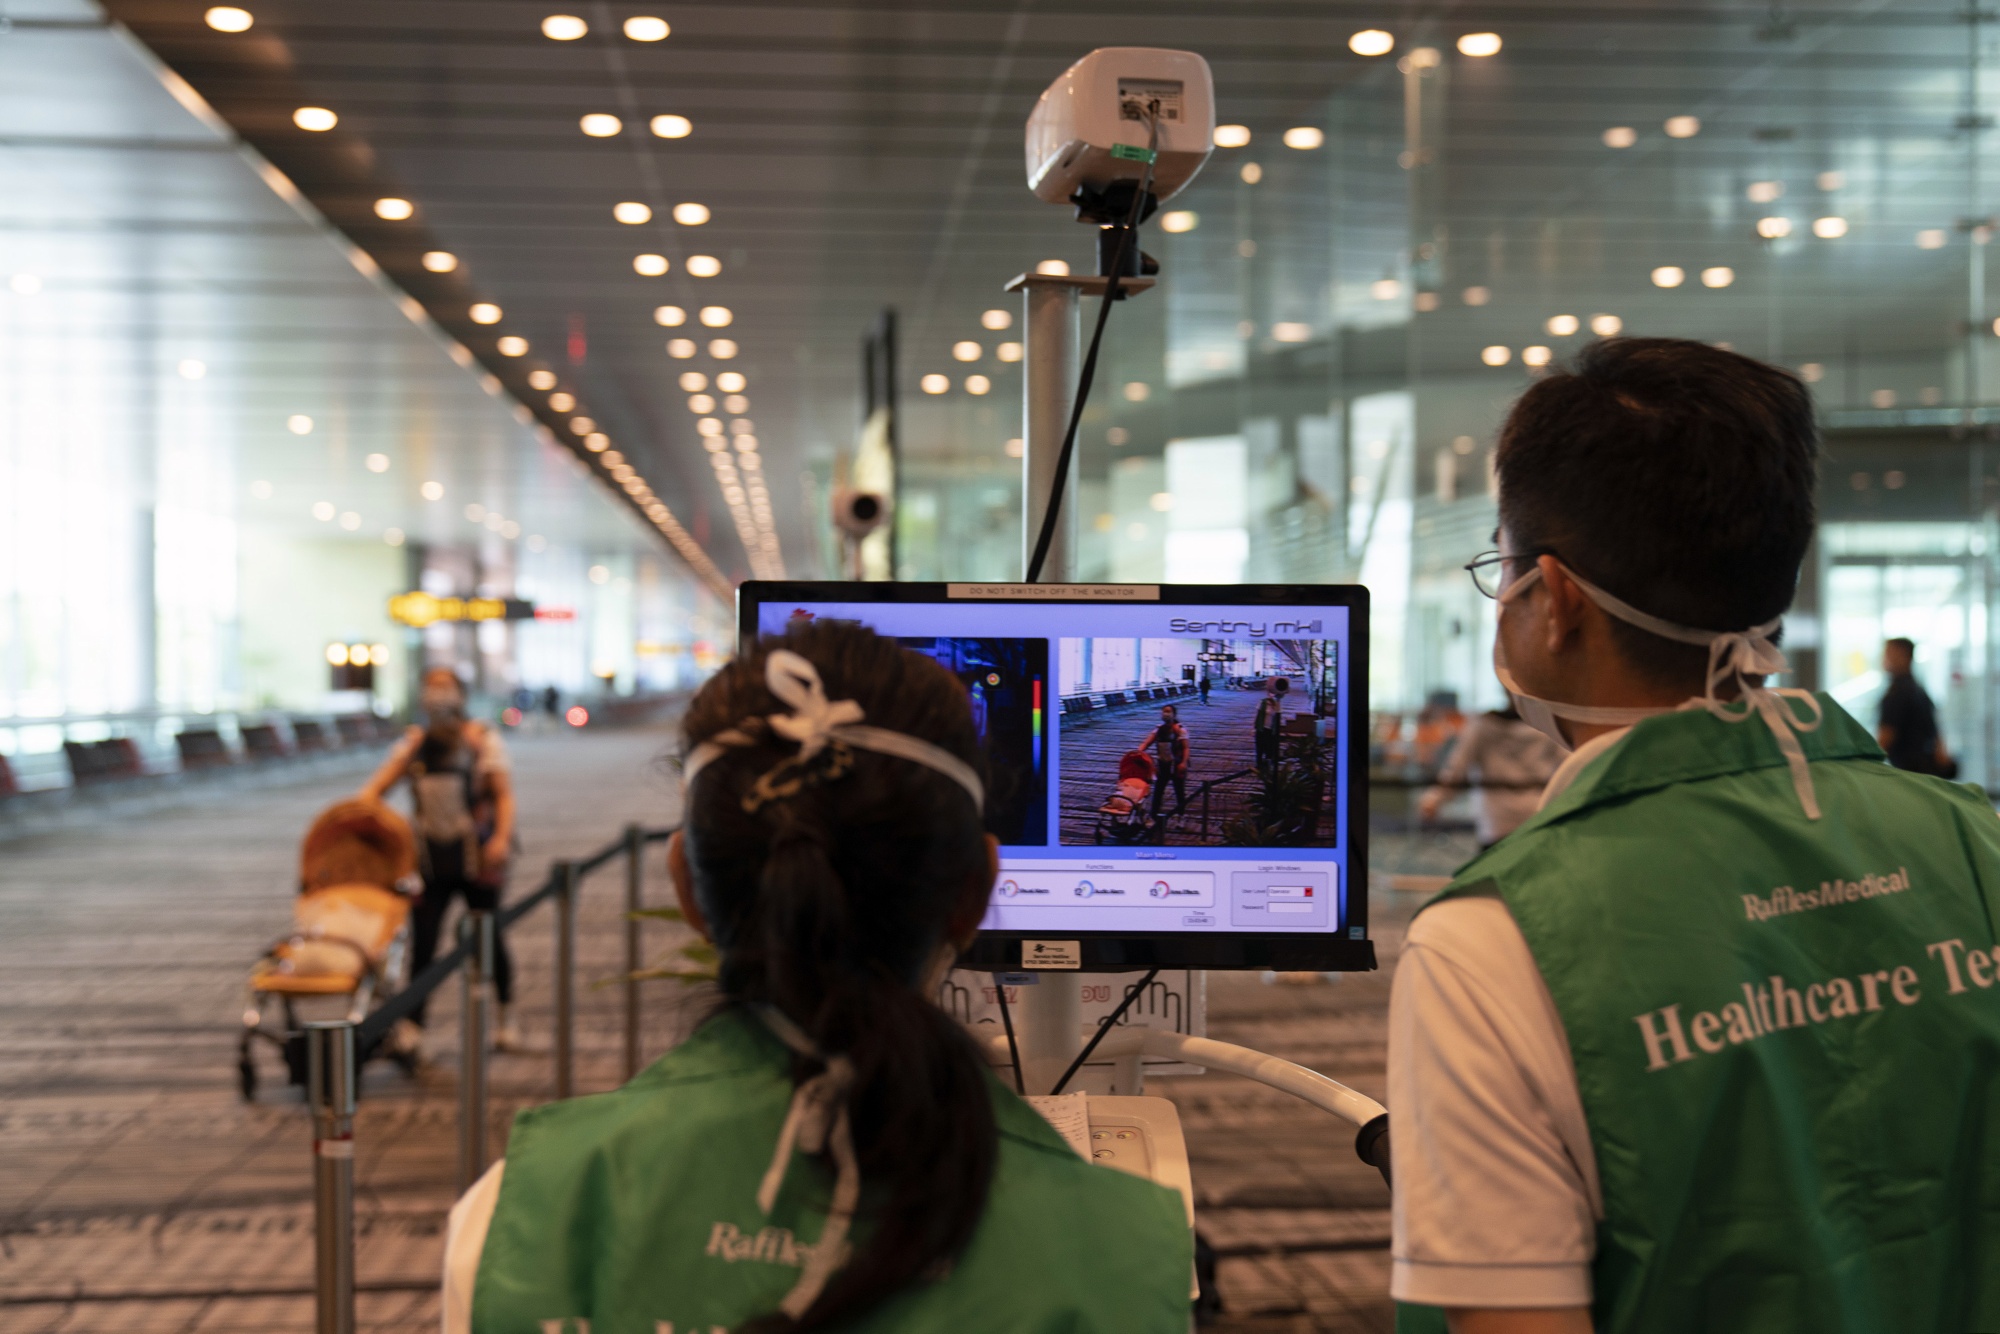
{"left": 306, "top": 1020, "right": 357, "bottom": 1334}
{"left": 622, "top": 825, "right": 643, "bottom": 1081}
{"left": 457, "top": 912, "right": 492, "bottom": 1192}
{"left": 555, "top": 861, "right": 577, "bottom": 1099}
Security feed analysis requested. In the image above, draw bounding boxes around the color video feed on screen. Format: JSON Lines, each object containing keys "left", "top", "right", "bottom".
{"left": 1057, "top": 636, "right": 1339, "bottom": 848}
{"left": 896, "top": 637, "right": 1049, "bottom": 846}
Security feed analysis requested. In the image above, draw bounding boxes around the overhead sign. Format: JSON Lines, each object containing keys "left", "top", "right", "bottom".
{"left": 388, "top": 592, "right": 536, "bottom": 628}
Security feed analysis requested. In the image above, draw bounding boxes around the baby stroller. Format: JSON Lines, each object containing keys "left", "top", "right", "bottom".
{"left": 237, "top": 798, "right": 419, "bottom": 1099}
{"left": 1095, "top": 750, "right": 1158, "bottom": 843}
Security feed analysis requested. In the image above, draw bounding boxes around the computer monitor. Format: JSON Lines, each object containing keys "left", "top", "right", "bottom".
{"left": 738, "top": 582, "right": 1373, "bottom": 973}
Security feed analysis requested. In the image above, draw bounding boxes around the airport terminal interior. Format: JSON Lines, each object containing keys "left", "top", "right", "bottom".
{"left": 4, "top": 1, "right": 1997, "bottom": 1329}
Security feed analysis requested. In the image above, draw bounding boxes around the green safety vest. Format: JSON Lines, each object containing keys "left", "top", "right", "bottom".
{"left": 1397, "top": 697, "right": 2000, "bottom": 1333}
{"left": 473, "top": 1008, "right": 1192, "bottom": 1334}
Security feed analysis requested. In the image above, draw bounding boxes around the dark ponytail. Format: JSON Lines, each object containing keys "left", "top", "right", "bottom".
{"left": 680, "top": 621, "right": 998, "bottom": 1332}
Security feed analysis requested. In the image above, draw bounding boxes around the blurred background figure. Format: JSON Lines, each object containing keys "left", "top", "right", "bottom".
{"left": 1879, "top": 637, "right": 1956, "bottom": 778}
{"left": 1411, "top": 690, "right": 1467, "bottom": 770}
{"left": 360, "top": 668, "right": 521, "bottom": 1049}
{"left": 1419, "top": 704, "right": 1565, "bottom": 850}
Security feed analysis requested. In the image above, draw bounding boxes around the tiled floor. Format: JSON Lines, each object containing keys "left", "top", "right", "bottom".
{"left": 0, "top": 719, "right": 1476, "bottom": 1332}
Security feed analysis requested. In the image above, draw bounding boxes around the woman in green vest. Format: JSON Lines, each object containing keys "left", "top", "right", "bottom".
{"left": 442, "top": 620, "right": 1191, "bottom": 1333}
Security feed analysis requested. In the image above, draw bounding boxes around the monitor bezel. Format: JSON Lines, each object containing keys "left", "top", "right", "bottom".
{"left": 736, "top": 581, "right": 1375, "bottom": 973}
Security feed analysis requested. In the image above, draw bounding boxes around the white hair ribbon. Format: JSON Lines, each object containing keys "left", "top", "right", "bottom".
{"left": 751, "top": 1005, "right": 860, "bottom": 1318}
{"left": 683, "top": 649, "right": 986, "bottom": 811}
{"left": 1508, "top": 563, "right": 1824, "bottom": 819}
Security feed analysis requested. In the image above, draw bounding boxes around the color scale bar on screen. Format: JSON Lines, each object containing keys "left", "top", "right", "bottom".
{"left": 1032, "top": 677, "right": 1043, "bottom": 769}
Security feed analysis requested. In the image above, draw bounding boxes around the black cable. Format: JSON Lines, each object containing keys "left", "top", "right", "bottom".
{"left": 992, "top": 972, "right": 1026, "bottom": 1095}
{"left": 1024, "top": 113, "right": 1161, "bottom": 584}
{"left": 1048, "top": 966, "right": 1160, "bottom": 1096}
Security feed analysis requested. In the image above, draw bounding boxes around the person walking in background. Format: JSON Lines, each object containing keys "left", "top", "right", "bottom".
{"left": 1199, "top": 674, "right": 1212, "bottom": 706}
{"left": 1418, "top": 705, "right": 1565, "bottom": 849}
{"left": 1139, "top": 703, "right": 1191, "bottom": 819}
{"left": 360, "top": 667, "right": 521, "bottom": 1050}
{"left": 1878, "top": 637, "right": 1954, "bottom": 777}
{"left": 1254, "top": 678, "right": 1288, "bottom": 771}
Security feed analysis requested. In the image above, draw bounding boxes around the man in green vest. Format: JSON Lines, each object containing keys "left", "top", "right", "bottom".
{"left": 1387, "top": 337, "right": 2000, "bottom": 1333}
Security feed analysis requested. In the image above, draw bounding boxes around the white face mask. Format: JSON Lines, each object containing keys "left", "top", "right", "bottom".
{"left": 1492, "top": 559, "right": 1826, "bottom": 819}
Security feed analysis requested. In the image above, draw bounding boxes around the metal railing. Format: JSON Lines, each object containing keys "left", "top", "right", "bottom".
{"left": 305, "top": 821, "right": 678, "bottom": 1334}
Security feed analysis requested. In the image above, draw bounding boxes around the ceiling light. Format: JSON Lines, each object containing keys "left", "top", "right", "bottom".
{"left": 1663, "top": 115, "right": 1700, "bottom": 139}
{"left": 1522, "top": 345, "right": 1552, "bottom": 367}
{"left": 723, "top": 394, "right": 749, "bottom": 413}
{"left": 1160, "top": 210, "right": 1198, "bottom": 233}
{"left": 1590, "top": 314, "right": 1623, "bottom": 336}
{"left": 1746, "top": 181, "right": 1783, "bottom": 204}
{"left": 497, "top": 335, "right": 529, "bottom": 356}
{"left": 1240, "top": 162, "right": 1263, "bottom": 184}
{"left": 698, "top": 416, "right": 723, "bottom": 435}
{"left": 1818, "top": 170, "right": 1845, "bottom": 191}
{"left": 585, "top": 433, "right": 609, "bottom": 451}
{"left": 549, "top": 391, "right": 576, "bottom": 411}
{"left": 673, "top": 202, "right": 711, "bottom": 226}
{"left": 313, "top": 501, "right": 337, "bottom": 521}
{"left": 581, "top": 113, "right": 622, "bottom": 137}
{"left": 624, "top": 15, "right": 669, "bottom": 40}
{"left": 1370, "top": 278, "right": 1401, "bottom": 300}
{"left": 1756, "top": 216, "right": 1793, "bottom": 239}
{"left": 733, "top": 433, "right": 757, "bottom": 450}
{"left": 365, "top": 453, "right": 390, "bottom": 473}
{"left": 650, "top": 114, "right": 692, "bottom": 138}
{"left": 384, "top": 528, "right": 405, "bottom": 546}
{"left": 699, "top": 305, "right": 733, "bottom": 327}
{"left": 996, "top": 342, "right": 1024, "bottom": 362}
{"left": 293, "top": 106, "right": 338, "bottom": 132}
{"left": 542, "top": 14, "right": 587, "bottom": 39}
{"left": 288, "top": 414, "right": 313, "bottom": 434}
{"left": 1813, "top": 216, "right": 1848, "bottom": 238}
{"left": 667, "top": 339, "right": 696, "bottom": 358}
{"left": 422, "top": 250, "right": 458, "bottom": 272}
{"left": 655, "top": 305, "right": 687, "bottom": 327}
{"left": 1123, "top": 381, "right": 1151, "bottom": 401}
{"left": 469, "top": 302, "right": 502, "bottom": 324}
{"left": 204, "top": 6, "right": 253, "bottom": 31}
{"left": 633, "top": 253, "right": 669, "bottom": 276}
{"left": 1917, "top": 229, "right": 1949, "bottom": 249}
{"left": 421, "top": 480, "right": 444, "bottom": 500}
{"left": 921, "top": 374, "right": 950, "bottom": 394}
{"left": 1546, "top": 314, "right": 1579, "bottom": 336}
{"left": 685, "top": 255, "right": 722, "bottom": 278}
{"left": 952, "top": 341, "right": 982, "bottom": 362}
{"left": 716, "top": 371, "right": 746, "bottom": 392}
{"left": 708, "top": 339, "right": 738, "bottom": 359}
{"left": 1348, "top": 29, "right": 1394, "bottom": 56}
{"left": 1406, "top": 47, "right": 1441, "bottom": 69}
{"left": 500, "top": 520, "right": 521, "bottom": 539}
{"left": 1276, "top": 322, "right": 1317, "bottom": 342}
{"left": 688, "top": 393, "right": 716, "bottom": 413}
{"left": 1701, "top": 266, "right": 1735, "bottom": 288}
{"left": 679, "top": 371, "right": 709, "bottom": 391}
{"left": 570, "top": 416, "right": 596, "bottom": 433}
{"left": 1602, "top": 126, "right": 1637, "bottom": 148}
{"left": 1414, "top": 291, "right": 1440, "bottom": 311}
{"left": 981, "top": 309, "right": 1012, "bottom": 330}
{"left": 614, "top": 201, "right": 652, "bottom": 224}
{"left": 1212, "top": 124, "right": 1252, "bottom": 147}
{"left": 1282, "top": 126, "right": 1324, "bottom": 150}
{"left": 340, "top": 511, "right": 362, "bottom": 531}
{"left": 1456, "top": 32, "right": 1502, "bottom": 56}
{"left": 1462, "top": 286, "right": 1491, "bottom": 306}
{"left": 1479, "top": 346, "right": 1513, "bottom": 366}
{"left": 603, "top": 450, "right": 625, "bottom": 465}
{"left": 373, "top": 197, "right": 414, "bottom": 220}
{"left": 966, "top": 375, "right": 992, "bottom": 395}
{"left": 528, "top": 369, "right": 557, "bottom": 390}
{"left": 1651, "top": 265, "right": 1685, "bottom": 288}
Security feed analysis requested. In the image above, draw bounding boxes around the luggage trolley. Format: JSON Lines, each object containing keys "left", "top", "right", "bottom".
{"left": 238, "top": 798, "right": 421, "bottom": 1099}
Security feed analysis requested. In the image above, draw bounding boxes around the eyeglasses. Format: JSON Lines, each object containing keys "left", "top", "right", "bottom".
{"left": 1464, "top": 548, "right": 1553, "bottom": 599}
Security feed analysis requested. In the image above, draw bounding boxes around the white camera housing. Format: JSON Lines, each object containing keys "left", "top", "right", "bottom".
{"left": 1025, "top": 47, "right": 1215, "bottom": 210}
{"left": 831, "top": 487, "right": 890, "bottom": 539}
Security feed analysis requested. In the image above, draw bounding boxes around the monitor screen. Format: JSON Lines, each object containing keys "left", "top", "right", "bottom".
{"left": 739, "top": 583, "right": 1373, "bottom": 972}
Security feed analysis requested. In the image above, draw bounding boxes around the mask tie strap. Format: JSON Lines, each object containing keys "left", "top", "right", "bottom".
{"left": 1559, "top": 566, "right": 1823, "bottom": 820}
{"left": 751, "top": 1004, "right": 860, "bottom": 1319}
